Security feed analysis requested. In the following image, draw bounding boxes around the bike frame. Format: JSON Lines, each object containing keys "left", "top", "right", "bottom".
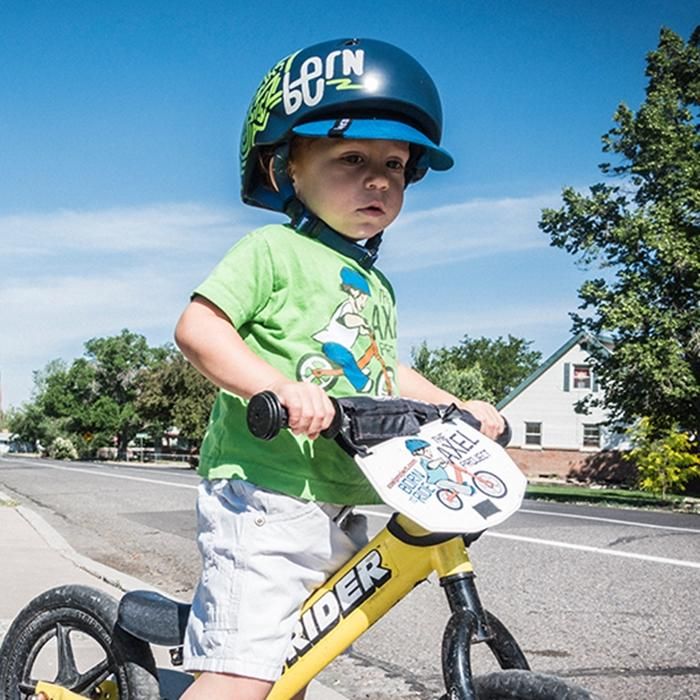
{"left": 266, "top": 513, "right": 490, "bottom": 699}
{"left": 30, "top": 511, "right": 500, "bottom": 700}
{"left": 20, "top": 393, "right": 530, "bottom": 700}
{"left": 308, "top": 334, "right": 394, "bottom": 395}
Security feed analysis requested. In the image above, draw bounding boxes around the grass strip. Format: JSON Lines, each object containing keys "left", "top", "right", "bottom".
{"left": 525, "top": 483, "right": 683, "bottom": 509}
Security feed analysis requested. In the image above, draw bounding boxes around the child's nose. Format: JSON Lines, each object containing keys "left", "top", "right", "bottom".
{"left": 365, "top": 168, "right": 390, "bottom": 190}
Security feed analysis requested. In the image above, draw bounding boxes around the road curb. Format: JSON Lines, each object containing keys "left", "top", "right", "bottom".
{"left": 1, "top": 488, "right": 350, "bottom": 699}
{"left": 16, "top": 501, "right": 172, "bottom": 596}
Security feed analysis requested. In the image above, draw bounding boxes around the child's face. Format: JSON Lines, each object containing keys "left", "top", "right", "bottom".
{"left": 289, "top": 137, "right": 410, "bottom": 240}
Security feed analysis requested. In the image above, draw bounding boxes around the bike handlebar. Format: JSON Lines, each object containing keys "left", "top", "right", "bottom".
{"left": 246, "top": 391, "right": 512, "bottom": 447}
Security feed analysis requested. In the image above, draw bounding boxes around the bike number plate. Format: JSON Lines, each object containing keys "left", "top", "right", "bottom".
{"left": 355, "top": 418, "right": 527, "bottom": 533}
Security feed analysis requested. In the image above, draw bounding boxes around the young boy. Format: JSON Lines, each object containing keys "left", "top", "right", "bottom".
{"left": 175, "top": 38, "right": 504, "bottom": 699}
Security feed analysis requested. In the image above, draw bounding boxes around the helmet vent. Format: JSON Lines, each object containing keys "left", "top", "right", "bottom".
{"left": 344, "top": 38, "right": 360, "bottom": 46}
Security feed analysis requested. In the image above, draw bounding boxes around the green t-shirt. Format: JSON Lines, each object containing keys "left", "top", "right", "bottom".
{"left": 194, "top": 223, "right": 399, "bottom": 505}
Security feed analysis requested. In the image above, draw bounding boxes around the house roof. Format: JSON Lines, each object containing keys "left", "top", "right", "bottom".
{"left": 496, "top": 331, "right": 613, "bottom": 410}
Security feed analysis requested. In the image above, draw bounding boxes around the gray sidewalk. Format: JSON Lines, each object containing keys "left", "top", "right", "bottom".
{"left": 0, "top": 491, "right": 347, "bottom": 699}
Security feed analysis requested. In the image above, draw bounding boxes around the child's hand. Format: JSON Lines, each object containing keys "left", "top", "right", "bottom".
{"left": 270, "top": 381, "right": 336, "bottom": 440}
{"left": 460, "top": 400, "right": 505, "bottom": 441}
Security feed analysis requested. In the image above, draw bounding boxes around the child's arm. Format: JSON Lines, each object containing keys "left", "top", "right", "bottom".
{"left": 175, "top": 297, "right": 335, "bottom": 440}
{"left": 397, "top": 363, "right": 505, "bottom": 440}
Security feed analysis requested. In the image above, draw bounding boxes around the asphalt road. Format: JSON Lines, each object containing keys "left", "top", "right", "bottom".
{"left": 1, "top": 455, "right": 698, "bottom": 699}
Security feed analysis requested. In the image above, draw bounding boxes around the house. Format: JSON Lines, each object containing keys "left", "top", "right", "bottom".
{"left": 497, "top": 332, "right": 627, "bottom": 479}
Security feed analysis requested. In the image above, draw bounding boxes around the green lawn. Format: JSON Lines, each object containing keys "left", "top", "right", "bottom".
{"left": 525, "top": 482, "right": 685, "bottom": 509}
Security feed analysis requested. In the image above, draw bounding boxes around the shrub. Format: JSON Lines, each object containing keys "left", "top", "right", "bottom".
{"left": 626, "top": 418, "right": 700, "bottom": 497}
{"left": 48, "top": 436, "right": 79, "bottom": 461}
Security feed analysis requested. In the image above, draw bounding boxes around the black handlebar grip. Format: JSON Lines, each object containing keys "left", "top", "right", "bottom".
{"left": 321, "top": 398, "right": 343, "bottom": 439}
{"left": 247, "top": 391, "right": 287, "bottom": 440}
{"left": 496, "top": 418, "right": 512, "bottom": 448}
{"left": 247, "top": 391, "right": 343, "bottom": 441}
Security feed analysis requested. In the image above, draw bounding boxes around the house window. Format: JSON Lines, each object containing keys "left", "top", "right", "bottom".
{"left": 524, "top": 422, "right": 542, "bottom": 446}
{"left": 573, "top": 365, "right": 592, "bottom": 389}
{"left": 583, "top": 424, "right": 601, "bottom": 448}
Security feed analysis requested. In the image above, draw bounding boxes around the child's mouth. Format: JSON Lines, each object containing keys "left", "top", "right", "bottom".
{"left": 359, "top": 205, "right": 385, "bottom": 216}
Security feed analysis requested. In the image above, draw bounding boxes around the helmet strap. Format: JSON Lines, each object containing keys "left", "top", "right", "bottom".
{"left": 286, "top": 199, "right": 382, "bottom": 270}
{"left": 275, "top": 143, "right": 382, "bottom": 269}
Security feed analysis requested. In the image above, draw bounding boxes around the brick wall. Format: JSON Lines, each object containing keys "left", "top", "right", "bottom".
{"left": 507, "top": 447, "right": 637, "bottom": 485}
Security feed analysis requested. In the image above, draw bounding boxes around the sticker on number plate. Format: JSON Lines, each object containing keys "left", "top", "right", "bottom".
{"left": 355, "top": 418, "right": 527, "bottom": 533}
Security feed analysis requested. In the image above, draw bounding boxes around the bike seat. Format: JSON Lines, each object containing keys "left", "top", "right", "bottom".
{"left": 117, "top": 589, "right": 191, "bottom": 647}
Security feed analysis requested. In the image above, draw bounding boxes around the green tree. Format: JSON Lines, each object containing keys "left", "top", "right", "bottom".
{"left": 12, "top": 330, "right": 166, "bottom": 459}
{"left": 137, "top": 345, "right": 217, "bottom": 447}
{"left": 10, "top": 360, "right": 83, "bottom": 451}
{"left": 83, "top": 329, "right": 162, "bottom": 457}
{"left": 412, "top": 335, "right": 541, "bottom": 404}
{"left": 539, "top": 27, "right": 700, "bottom": 436}
{"left": 626, "top": 417, "right": 700, "bottom": 496}
{"left": 5, "top": 402, "right": 60, "bottom": 450}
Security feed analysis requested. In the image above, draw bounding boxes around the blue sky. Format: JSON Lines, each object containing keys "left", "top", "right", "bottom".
{"left": 0, "top": 1, "right": 696, "bottom": 409}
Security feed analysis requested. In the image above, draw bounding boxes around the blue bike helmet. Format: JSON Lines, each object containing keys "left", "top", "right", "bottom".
{"left": 405, "top": 438, "right": 431, "bottom": 453}
{"left": 240, "top": 38, "right": 454, "bottom": 214}
{"left": 340, "top": 266, "right": 371, "bottom": 295}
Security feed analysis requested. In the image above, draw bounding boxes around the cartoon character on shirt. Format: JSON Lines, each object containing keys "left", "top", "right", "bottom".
{"left": 311, "top": 267, "right": 373, "bottom": 391}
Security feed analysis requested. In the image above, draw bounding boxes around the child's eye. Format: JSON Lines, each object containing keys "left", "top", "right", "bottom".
{"left": 341, "top": 154, "right": 364, "bottom": 164}
{"left": 387, "top": 159, "right": 406, "bottom": 171}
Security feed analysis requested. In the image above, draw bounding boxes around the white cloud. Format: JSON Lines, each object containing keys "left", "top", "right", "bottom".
{"left": 395, "top": 301, "right": 579, "bottom": 366}
{"left": 0, "top": 202, "right": 256, "bottom": 256}
{"left": 0, "top": 265, "right": 195, "bottom": 409}
{"left": 399, "top": 301, "right": 575, "bottom": 341}
{"left": 2, "top": 269, "right": 181, "bottom": 362}
{"left": 0, "top": 193, "right": 567, "bottom": 408}
{"left": 382, "top": 193, "right": 561, "bottom": 272}
{"left": 0, "top": 202, "right": 259, "bottom": 408}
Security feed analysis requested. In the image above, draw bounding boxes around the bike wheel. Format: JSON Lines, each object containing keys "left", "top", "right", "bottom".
{"left": 436, "top": 488, "right": 463, "bottom": 510}
{"left": 474, "top": 669, "right": 596, "bottom": 699}
{"left": 296, "top": 353, "right": 338, "bottom": 390}
{"left": 472, "top": 470, "right": 507, "bottom": 499}
{"left": 0, "top": 584, "right": 160, "bottom": 700}
{"left": 375, "top": 367, "right": 396, "bottom": 397}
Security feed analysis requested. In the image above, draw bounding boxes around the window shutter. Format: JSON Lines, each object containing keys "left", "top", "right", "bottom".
{"left": 563, "top": 363, "right": 570, "bottom": 392}
{"left": 592, "top": 371, "right": 599, "bottom": 393}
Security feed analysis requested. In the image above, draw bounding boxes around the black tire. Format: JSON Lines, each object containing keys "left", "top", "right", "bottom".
{"left": 0, "top": 584, "right": 160, "bottom": 700}
{"left": 474, "top": 669, "right": 596, "bottom": 699}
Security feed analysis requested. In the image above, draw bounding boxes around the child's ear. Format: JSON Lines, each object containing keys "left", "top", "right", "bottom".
{"left": 267, "top": 154, "right": 295, "bottom": 192}
{"left": 267, "top": 157, "right": 280, "bottom": 192}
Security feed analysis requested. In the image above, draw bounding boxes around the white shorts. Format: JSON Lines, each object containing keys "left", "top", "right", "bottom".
{"left": 183, "top": 479, "right": 367, "bottom": 680}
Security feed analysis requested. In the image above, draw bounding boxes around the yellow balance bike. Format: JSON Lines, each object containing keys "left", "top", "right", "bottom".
{"left": 0, "top": 392, "right": 596, "bottom": 700}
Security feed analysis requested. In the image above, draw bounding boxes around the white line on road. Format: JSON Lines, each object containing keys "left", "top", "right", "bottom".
{"left": 518, "top": 507, "right": 700, "bottom": 534}
{"left": 33, "top": 462, "right": 197, "bottom": 490}
{"left": 358, "top": 506, "right": 700, "bottom": 534}
{"left": 25, "top": 464, "right": 700, "bottom": 568}
{"left": 354, "top": 508, "right": 700, "bottom": 569}
{"left": 484, "top": 531, "right": 700, "bottom": 569}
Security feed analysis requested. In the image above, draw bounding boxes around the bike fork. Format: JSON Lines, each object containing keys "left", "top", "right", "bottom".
{"left": 440, "top": 572, "right": 492, "bottom": 700}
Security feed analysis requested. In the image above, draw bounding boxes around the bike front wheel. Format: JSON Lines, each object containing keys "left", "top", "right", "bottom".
{"left": 0, "top": 584, "right": 160, "bottom": 700}
{"left": 472, "top": 470, "right": 507, "bottom": 499}
{"left": 473, "top": 669, "right": 596, "bottom": 699}
{"left": 297, "top": 353, "right": 338, "bottom": 390}
{"left": 375, "top": 367, "right": 396, "bottom": 397}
